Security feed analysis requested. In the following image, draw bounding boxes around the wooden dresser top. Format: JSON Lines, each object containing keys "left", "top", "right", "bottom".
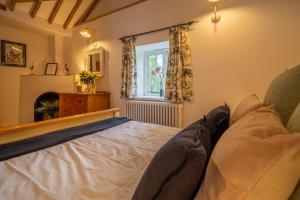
{"left": 59, "top": 92, "right": 110, "bottom": 96}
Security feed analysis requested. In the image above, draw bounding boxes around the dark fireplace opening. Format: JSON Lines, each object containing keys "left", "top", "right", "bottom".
{"left": 34, "top": 92, "right": 59, "bottom": 122}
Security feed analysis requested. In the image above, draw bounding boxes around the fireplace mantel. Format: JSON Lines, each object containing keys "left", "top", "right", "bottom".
{"left": 20, "top": 75, "right": 75, "bottom": 124}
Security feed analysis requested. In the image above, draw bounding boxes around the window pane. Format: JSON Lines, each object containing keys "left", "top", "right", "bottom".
{"left": 148, "top": 56, "right": 156, "bottom": 69}
{"left": 157, "top": 54, "right": 163, "bottom": 67}
{"left": 148, "top": 55, "right": 159, "bottom": 94}
{"left": 149, "top": 75, "right": 159, "bottom": 94}
{"left": 135, "top": 41, "right": 169, "bottom": 99}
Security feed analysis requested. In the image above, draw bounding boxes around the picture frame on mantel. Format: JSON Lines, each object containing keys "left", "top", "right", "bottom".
{"left": 45, "top": 63, "right": 58, "bottom": 75}
{"left": 0, "top": 40, "right": 26, "bottom": 67}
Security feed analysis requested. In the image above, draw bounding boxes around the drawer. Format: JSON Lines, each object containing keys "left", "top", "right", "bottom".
{"left": 74, "top": 106, "right": 86, "bottom": 115}
{"left": 60, "top": 94, "right": 86, "bottom": 106}
{"left": 59, "top": 93, "right": 110, "bottom": 117}
{"left": 60, "top": 106, "right": 74, "bottom": 117}
{"left": 60, "top": 95, "right": 71, "bottom": 104}
{"left": 86, "top": 94, "right": 110, "bottom": 112}
{"left": 60, "top": 105, "right": 86, "bottom": 117}
{"left": 74, "top": 97, "right": 85, "bottom": 106}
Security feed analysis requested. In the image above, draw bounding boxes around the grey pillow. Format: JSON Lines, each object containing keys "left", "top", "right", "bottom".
{"left": 205, "top": 104, "right": 230, "bottom": 151}
{"left": 132, "top": 105, "right": 231, "bottom": 200}
{"left": 287, "top": 103, "right": 300, "bottom": 133}
{"left": 264, "top": 64, "right": 300, "bottom": 125}
{"left": 132, "top": 120, "right": 210, "bottom": 200}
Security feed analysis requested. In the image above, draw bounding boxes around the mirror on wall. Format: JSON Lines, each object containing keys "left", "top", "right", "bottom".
{"left": 87, "top": 47, "right": 105, "bottom": 77}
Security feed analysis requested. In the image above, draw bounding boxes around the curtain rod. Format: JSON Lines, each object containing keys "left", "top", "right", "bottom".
{"left": 119, "top": 20, "right": 198, "bottom": 40}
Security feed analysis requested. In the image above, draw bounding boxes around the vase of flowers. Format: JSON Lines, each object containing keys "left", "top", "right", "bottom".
{"left": 151, "top": 65, "right": 166, "bottom": 97}
{"left": 79, "top": 71, "right": 100, "bottom": 94}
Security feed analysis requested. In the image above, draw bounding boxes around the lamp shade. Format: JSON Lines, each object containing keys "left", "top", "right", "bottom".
{"left": 80, "top": 28, "right": 92, "bottom": 38}
{"left": 208, "top": 0, "right": 219, "bottom": 2}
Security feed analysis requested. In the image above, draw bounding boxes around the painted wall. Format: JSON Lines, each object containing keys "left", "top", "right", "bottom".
{"left": 64, "top": 0, "right": 300, "bottom": 126}
{"left": 0, "top": 25, "right": 51, "bottom": 127}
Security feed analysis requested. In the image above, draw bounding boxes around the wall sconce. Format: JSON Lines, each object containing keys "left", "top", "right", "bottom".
{"left": 80, "top": 28, "right": 94, "bottom": 46}
{"left": 80, "top": 28, "right": 92, "bottom": 38}
{"left": 208, "top": 0, "right": 221, "bottom": 23}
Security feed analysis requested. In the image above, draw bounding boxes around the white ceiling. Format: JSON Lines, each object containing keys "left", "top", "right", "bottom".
{"left": 3, "top": 0, "right": 94, "bottom": 28}
{"left": 88, "top": 0, "right": 140, "bottom": 20}
{"left": 0, "top": 0, "right": 145, "bottom": 33}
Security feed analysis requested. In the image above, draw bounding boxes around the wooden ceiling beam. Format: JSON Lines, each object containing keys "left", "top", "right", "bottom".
{"left": 7, "top": 0, "right": 17, "bottom": 11}
{"left": 77, "top": 0, "right": 149, "bottom": 26}
{"left": 6, "top": 0, "right": 53, "bottom": 12}
{"left": 75, "top": 0, "right": 100, "bottom": 26}
{"left": 48, "top": 0, "right": 63, "bottom": 24}
{"left": 63, "top": 0, "right": 82, "bottom": 29}
{"left": 17, "top": 0, "right": 54, "bottom": 2}
{"left": 30, "top": 0, "right": 42, "bottom": 18}
{"left": 0, "top": 3, "right": 7, "bottom": 11}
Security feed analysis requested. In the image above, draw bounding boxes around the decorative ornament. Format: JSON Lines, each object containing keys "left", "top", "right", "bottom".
{"left": 64, "top": 64, "right": 70, "bottom": 75}
{"left": 30, "top": 63, "right": 35, "bottom": 75}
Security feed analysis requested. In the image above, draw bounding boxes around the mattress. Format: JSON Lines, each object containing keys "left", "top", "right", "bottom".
{"left": 0, "top": 121, "right": 181, "bottom": 200}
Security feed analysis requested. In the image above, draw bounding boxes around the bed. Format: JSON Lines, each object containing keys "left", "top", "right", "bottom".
{"left": 0, "top": 109, "right": 181, "bottom": 200}
{"left": 1, "top": 64, "right": 299, "bottom": 200}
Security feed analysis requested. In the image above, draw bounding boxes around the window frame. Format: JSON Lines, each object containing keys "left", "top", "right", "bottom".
{"left": 142, "top": 48, "right": 169, "bottom": 98}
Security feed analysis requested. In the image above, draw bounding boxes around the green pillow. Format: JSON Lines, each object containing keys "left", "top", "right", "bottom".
{"left": 264, "top": 64, "right": 300, "bottom": 125}
{"left": 287, "top": 103, "right": 300, "bottom": 132}
{"left": 289, "top": 181, "right": 300, "bottom": 200}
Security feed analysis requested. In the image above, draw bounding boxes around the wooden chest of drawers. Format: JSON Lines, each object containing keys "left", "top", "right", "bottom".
{"left": 59, "top": 92, "right": 110, "bottom": 117}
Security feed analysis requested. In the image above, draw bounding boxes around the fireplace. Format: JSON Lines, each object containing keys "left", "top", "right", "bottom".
{"left": 34, "top": 92, "right": 59, "bottom": 122}
{"left": 19, "top": 75, "right": 74, "bottom": 124}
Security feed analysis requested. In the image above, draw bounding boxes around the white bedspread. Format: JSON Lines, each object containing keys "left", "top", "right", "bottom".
{"left": 0, "top": 121, "right": 180, "bottom": 200}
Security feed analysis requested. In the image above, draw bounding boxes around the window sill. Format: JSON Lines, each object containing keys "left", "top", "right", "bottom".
{"left": 133, "top": 97, "right": 165, "bottom": 102}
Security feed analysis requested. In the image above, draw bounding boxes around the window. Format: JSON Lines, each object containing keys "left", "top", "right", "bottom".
{"left": 136, "top": 41, "right": 169, "bottom": 99}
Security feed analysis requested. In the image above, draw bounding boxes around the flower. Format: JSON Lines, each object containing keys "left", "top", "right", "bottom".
{"left": 151, "top": 65, "right": 166, "bottom": 84}
{"left": 151, "top": 65, "right": 163, "bottom": 76}
{"left": 151, "top": 70, "right": 156, "bottom": 76}
{"left": 79, "top": 71, "right": 100, "bottom": 85}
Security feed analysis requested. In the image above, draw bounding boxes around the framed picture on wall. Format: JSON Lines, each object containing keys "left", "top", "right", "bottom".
{"left": 45, "top": 63, "right": 58, "bottom": 75}
{"left": 0, "top": 40, "right": 26, "bottom": 67}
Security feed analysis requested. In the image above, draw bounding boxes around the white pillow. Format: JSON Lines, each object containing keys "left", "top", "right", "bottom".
{"left": 231, "top": 94, "right": 262, "bottom": 125}
{"left": 195, "top": 106, "right": 300, "bottom": 200}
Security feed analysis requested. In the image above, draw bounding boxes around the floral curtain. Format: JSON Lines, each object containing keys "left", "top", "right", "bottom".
{"left": 165, "top": 25, "right": 193, "bottom": 103}
{"left": 120, "top": 37, "right": 137, "bottom": 99}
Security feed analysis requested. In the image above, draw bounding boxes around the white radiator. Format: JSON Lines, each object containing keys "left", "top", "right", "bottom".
{"left": 125, "top": 100, "right": 183, "bottom": 128}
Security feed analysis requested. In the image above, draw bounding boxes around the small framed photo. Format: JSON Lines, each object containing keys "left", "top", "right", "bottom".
{"left": 45, "top": 63, "right": 58, "bottom": 75}
{"left": 1, "top": 40, "right": 26, "bottom": 67}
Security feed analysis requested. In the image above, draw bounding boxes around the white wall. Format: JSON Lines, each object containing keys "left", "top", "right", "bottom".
{"left": 0, "top": 25, "right": 51, "bottom": 127}
{"left": 64, "top": 0, "right": 300, "bottom": 126}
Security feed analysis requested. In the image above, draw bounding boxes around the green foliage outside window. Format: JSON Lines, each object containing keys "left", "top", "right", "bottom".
{"left": 148, "top": 55, "right": 160, "bottom": 93}
{"left": 147, "top": 52, "right": 167, "bottom": 95}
